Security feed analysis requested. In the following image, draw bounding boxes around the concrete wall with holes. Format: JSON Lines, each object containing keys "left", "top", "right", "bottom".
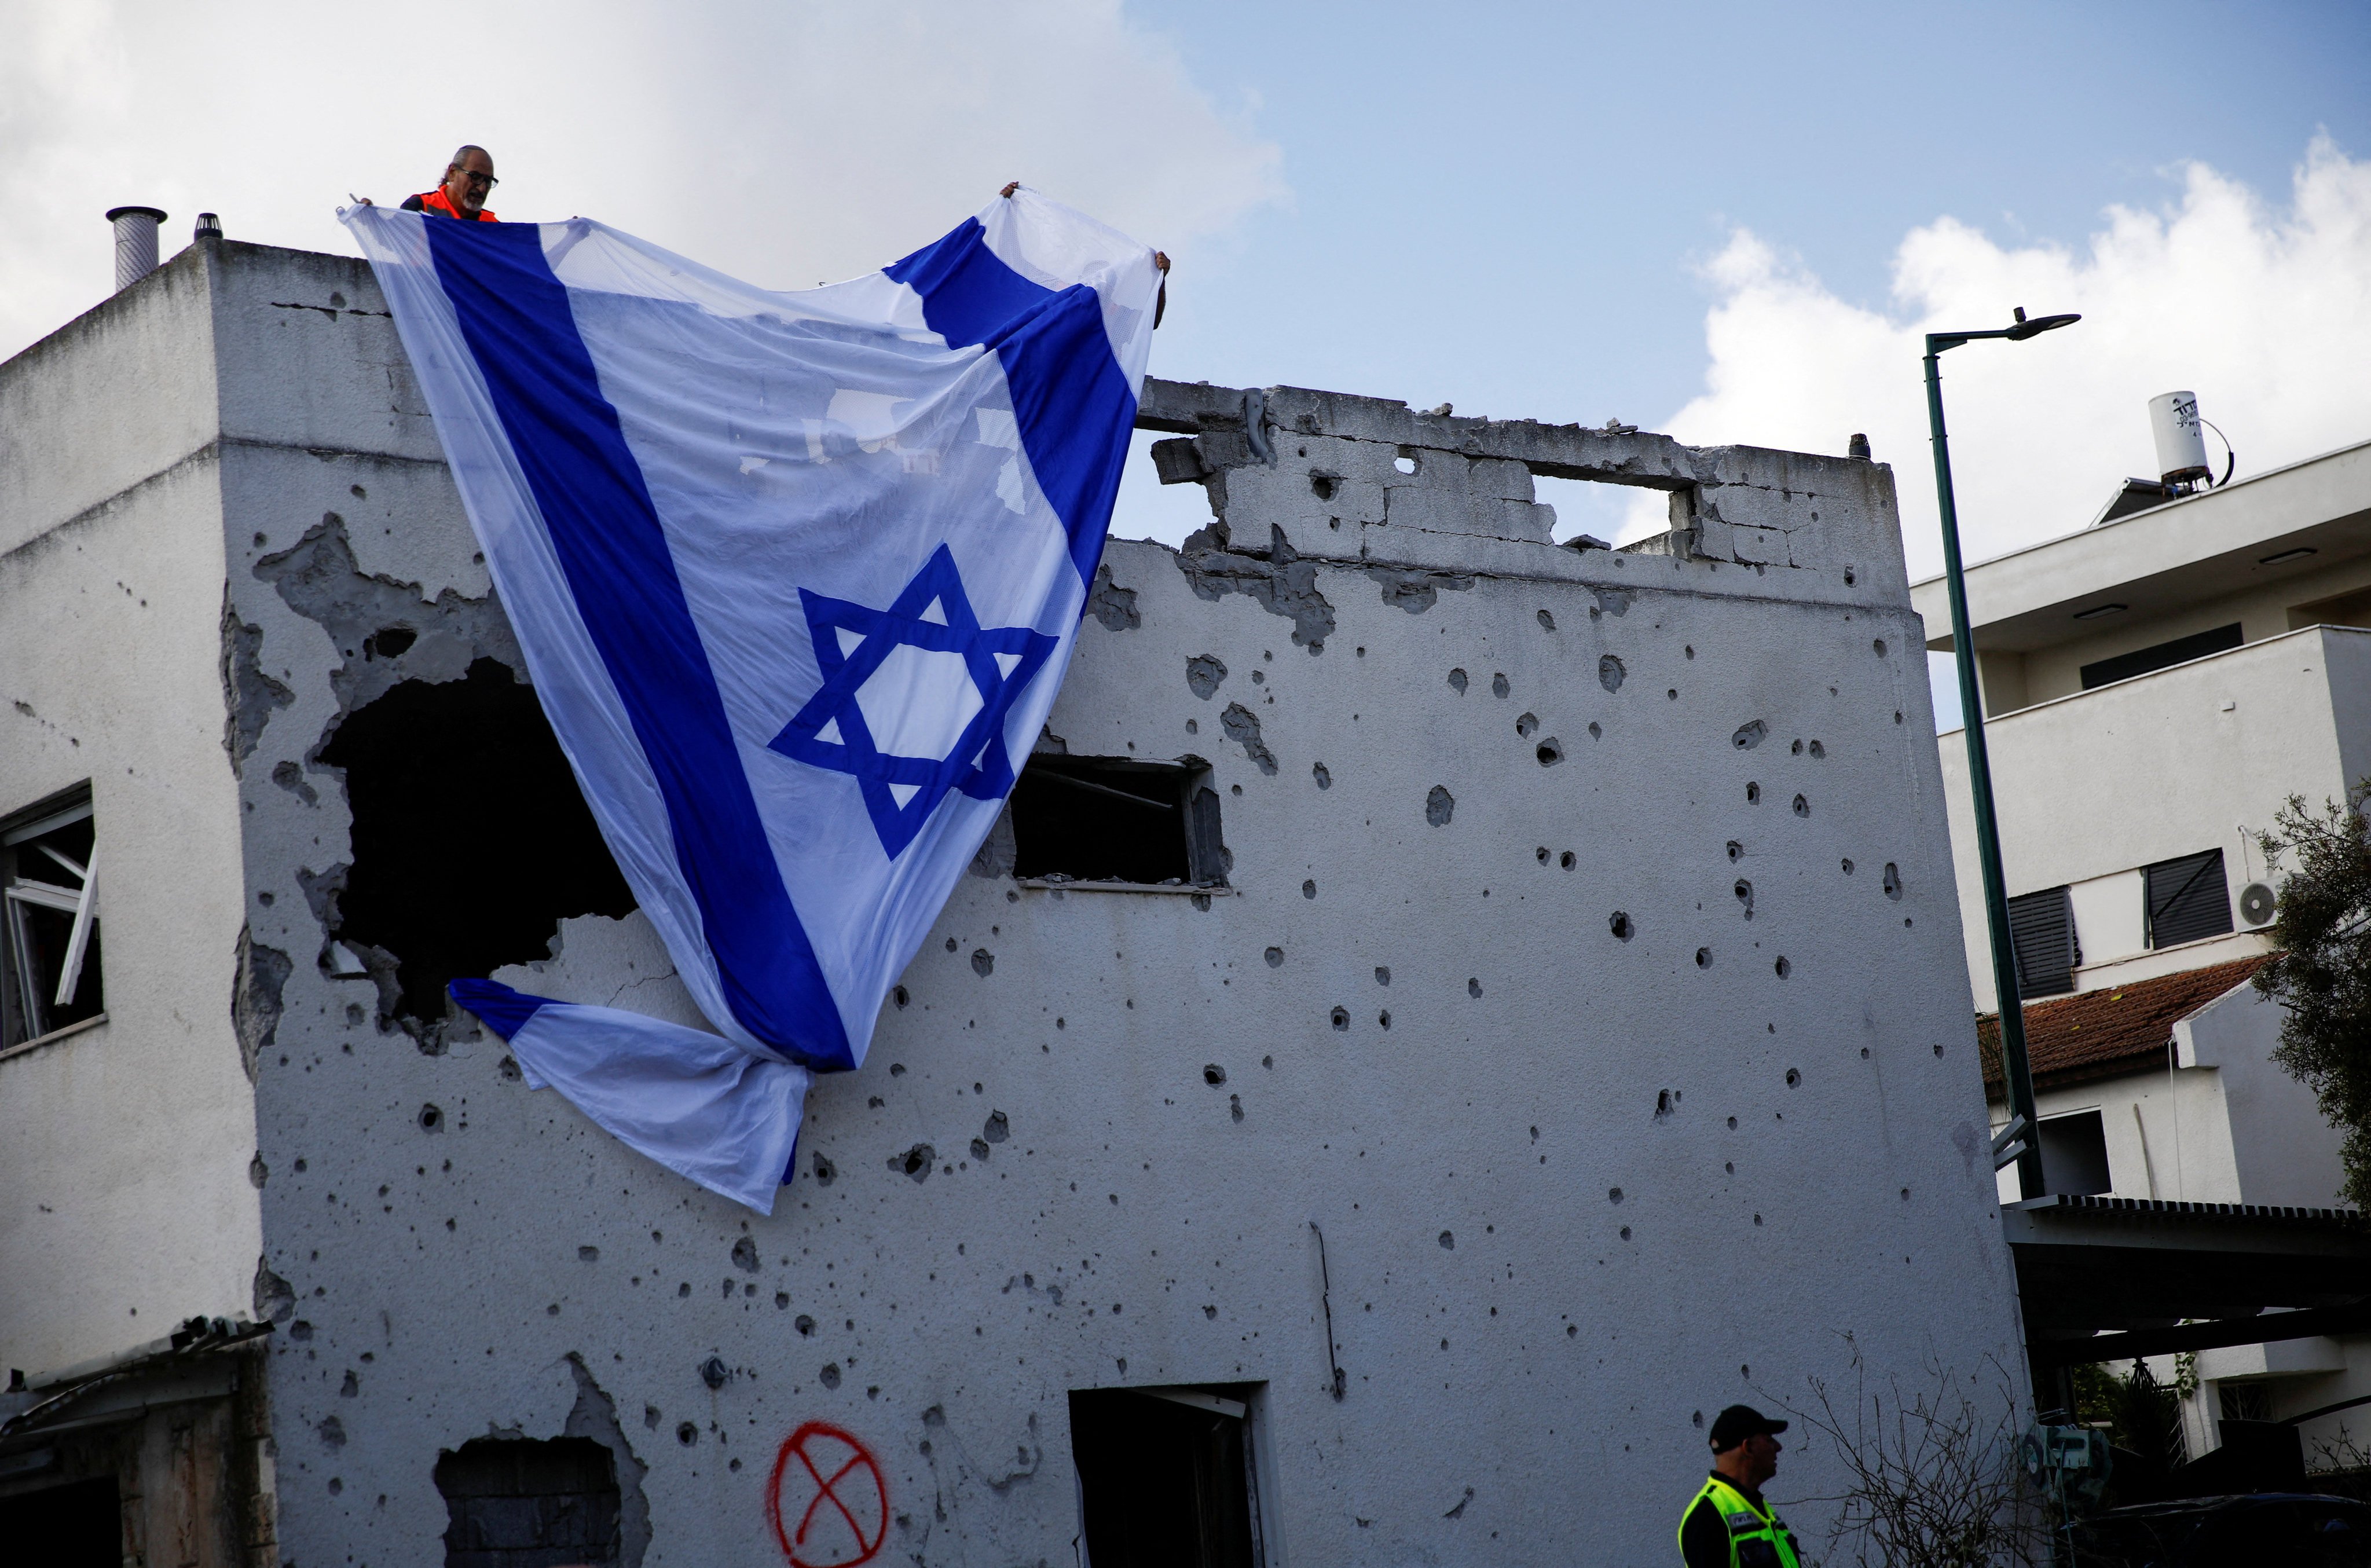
{"left": 0, "top": 244, "right": 261, "bottom": 1378}
{"left": 6, "top": 239, "right": 2024, "bottom": 1567}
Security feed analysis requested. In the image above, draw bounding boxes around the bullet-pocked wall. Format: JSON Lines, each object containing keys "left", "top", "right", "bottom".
{"left": 6, "top": 241, "right": 2022, "bottom": 1567}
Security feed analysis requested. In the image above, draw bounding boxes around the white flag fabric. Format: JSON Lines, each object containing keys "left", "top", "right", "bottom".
{"left": 343, "top": 192, "right": 1161, "bottom": 1211}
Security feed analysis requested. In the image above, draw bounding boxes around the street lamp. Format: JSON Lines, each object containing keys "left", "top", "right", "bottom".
{"left": 1924, "top": 305, "right": 2079, "bottom": 1203}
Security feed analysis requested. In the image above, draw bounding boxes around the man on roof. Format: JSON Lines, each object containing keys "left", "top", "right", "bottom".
{"left": 400, "top": 145, "right": 499, "bottom": 222}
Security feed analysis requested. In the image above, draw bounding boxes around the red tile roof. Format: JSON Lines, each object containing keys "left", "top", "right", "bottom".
{"left": 1978, "top": 954, "right": 2273, "bottom": 1093}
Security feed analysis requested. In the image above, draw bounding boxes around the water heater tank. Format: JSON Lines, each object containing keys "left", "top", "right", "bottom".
{"left": 2150, "top": 391, "right": 2212, "bottom": 485}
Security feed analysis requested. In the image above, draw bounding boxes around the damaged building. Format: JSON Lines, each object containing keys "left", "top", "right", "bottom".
{"left": 1, "top": 230, "right": 2022, "bottom": 1565}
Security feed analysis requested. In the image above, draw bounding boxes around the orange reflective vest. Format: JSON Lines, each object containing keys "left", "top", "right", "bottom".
{"left": 405, "top": 186, "right": 497, "bottom": 222}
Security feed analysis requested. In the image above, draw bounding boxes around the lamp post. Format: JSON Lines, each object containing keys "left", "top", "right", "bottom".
{"left": 1925, "top": 306, "right": 2079, "bottom": 1203}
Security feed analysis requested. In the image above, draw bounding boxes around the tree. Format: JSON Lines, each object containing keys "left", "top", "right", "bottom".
{"left": 2255, "top": 784, "right": 2371, "bottom": 1207}
{"left": 1792, "top": 1343, "right": 2047, "bottom": 1567}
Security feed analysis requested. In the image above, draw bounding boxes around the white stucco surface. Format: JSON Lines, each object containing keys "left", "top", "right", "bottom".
{"left": 0, "top": 245, "right": 261, "bottom": 1375}
{"left": 1940, "top": 627, "right": 2370, "bottom": 1013}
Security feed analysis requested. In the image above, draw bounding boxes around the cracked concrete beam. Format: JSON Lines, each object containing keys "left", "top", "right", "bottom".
{"left": 1135, "top": 378, "right": 1247, "bottom": 434}
{"left": 1144, "top": 379, "right": 1888, "bottom": 514}
{"left": 1144, "top": 378, "right": 1710, "bottom": 493}
{"left": 1143, "top": 375, "right": 1905, "bottom": 589}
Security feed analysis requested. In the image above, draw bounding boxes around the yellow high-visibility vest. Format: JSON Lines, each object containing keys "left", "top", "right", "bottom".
{"left": 1677, "top": 1473, "right": 1802, "bottom": 1568}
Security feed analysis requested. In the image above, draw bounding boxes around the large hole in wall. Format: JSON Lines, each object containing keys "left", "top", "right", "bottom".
{"left": 1532, "top": 473, "right": 1684, "bottom": 549}
{"left": 318, "top": 659, "right": 634, "bottom": 1024}
{"left": 435, "top": 1435, "right": 622, "bottom": 1567}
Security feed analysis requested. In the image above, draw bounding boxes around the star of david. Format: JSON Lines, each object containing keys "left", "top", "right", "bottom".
{"left": 769, "top": 545, "right": 1056, "bottom": 859}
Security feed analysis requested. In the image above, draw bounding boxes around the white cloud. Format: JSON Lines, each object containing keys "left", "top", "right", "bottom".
{"left": 0, "top": 0, "right": 1284, "bottom": 361}
{"left": 1630, "top": 136, "right": 2371, "bottom": 582}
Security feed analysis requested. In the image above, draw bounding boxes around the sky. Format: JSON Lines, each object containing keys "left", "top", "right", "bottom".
{"left": 6, "top": 0, "right": 2369, "bottom": 724}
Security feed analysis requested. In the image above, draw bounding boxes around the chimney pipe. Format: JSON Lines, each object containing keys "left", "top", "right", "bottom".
{"left": 194, "top": 212, "right": 221, "bottom": 241}
{"left": 106, "top": 206, "right": 169, "bottom": 292}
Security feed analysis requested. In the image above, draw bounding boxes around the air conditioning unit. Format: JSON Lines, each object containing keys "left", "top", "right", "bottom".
{"left": 2239, "top": 881, "right": 2278, "bottom": 928}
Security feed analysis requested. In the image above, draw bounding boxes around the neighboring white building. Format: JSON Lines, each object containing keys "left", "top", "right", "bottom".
{"left": 1913, "top": 435, "right": 2371, "bottom": 1463}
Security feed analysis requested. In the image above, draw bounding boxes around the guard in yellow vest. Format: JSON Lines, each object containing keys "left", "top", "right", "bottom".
{"left": 1678, "top": 1404, "right": 1802, "bottom": 1567}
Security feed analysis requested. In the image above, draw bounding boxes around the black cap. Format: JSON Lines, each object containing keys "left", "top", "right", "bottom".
{"left": 1709, "top": 1404, "right": 1787, "bottom": 1452}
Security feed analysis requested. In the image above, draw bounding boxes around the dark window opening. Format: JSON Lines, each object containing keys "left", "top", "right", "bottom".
{"left": 2146, "top": 849, "right": 2233, "bottom": 949}
{"left": 1070, "top": 1384, "right": 1263, "bottom": 1568}
{"left": 2289, "top": 584, "right": 2371, "bottom": 632}
{"left": 318, "top": 660, "right": 633, "bottom": 1024}
{"left": 1009, "top": 758, "right": 1226, "bottom": 886}
{"left": 2, "top": 787, "right": 105, "bottom": 1048}
{"left": 435, "top": 1435, "right": 622, "bottom": 1568}
{"left": 0, "top": 1475, "right": 120, "bottom": 1568}
{"left": 2007, "top": 885, "right": 2079, "bottom": 999}
{"left": 2037, "top": 1110, "right": 2112, "bottom": 1196}
{"left": 2079, "top": 623, "right": 2242, "bottom": 690}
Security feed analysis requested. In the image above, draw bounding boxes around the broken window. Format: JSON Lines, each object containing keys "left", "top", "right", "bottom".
{"left": 317, "top": 660, "right": 633, "bottom": 1026}
{"left": 435, "top": 1435, "right": 622, "bottom": 1568}
{"left": 2, "top": 787, "right": 104, "bottom": 1050}
{"left": 1069, "top": 1384, "right": 1265, "bottom": 1568}
{"left": 1009, "top": 758, "right": 1225, "bottom": 886}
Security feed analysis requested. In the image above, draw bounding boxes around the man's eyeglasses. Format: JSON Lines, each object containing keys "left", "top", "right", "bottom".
{"left": 449, "top": 168, "right": 499, "bottom": 188}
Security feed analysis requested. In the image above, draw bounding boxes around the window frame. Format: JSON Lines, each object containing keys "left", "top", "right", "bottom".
{"left": 2143, "top": 849, "right": 2234, "bottom": 950}
{"left": 2006, "top": 884, "right": 2079, "bottom": 999}
{"left": 1, "top": 785, "right": 105, "bottom": 1054}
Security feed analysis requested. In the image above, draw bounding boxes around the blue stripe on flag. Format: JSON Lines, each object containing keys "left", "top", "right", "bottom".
{"left": 882, "top": 218, "right": 1051, "bottom": 349}
{"left": 449, "top": 977, "right": 554, "bottom": 1041}
{"left": 422, "top": 219, "right": 854, "bottom": 1071}
{"left": 886, "top": 219, "right": 1137, "bottom": 585}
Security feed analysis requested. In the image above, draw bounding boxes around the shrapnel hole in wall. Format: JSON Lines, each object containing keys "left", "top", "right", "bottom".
{"left": 317, "top": 660, "right": 633, "bottom": 1024}
{"left": 1009, "top": 757, "right": 1226, "bottom": 886}
{"left": 434, "top": 1434, "right": 622, "bottom": 1568}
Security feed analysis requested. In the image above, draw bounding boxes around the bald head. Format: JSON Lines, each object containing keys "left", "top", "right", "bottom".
{"left": 442, "top": 145, "right": 496, "bottom": 217}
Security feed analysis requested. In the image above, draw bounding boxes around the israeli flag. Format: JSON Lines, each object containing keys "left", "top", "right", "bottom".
{"left": 343, "top": 190, "right": 1161, "bottom": 1211}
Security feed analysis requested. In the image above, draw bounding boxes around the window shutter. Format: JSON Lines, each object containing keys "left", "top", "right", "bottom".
{"left": 2007, "top": 885, "right": 2077, "bottom": 999}
{"left": 2146, "top": 849, "right": 2233, "bottom": 948}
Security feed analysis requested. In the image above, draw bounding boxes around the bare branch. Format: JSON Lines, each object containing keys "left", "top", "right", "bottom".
{"left": 1783, "top": 1341, "right": 2049, "bottom": 1568}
